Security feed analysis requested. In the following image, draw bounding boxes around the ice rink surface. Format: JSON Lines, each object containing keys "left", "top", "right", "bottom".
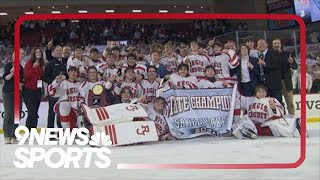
{"left": 0, "top": 123, "right": 319, "bottom": 180}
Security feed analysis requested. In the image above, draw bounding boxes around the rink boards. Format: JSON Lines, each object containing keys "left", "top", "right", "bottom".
{"left": 0, "top": 93, "right": 319, "bottom": 133}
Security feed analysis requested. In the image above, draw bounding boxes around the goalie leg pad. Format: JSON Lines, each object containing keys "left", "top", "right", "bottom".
{"left": 232, "top": 115, "right": 258, "bottom": 139}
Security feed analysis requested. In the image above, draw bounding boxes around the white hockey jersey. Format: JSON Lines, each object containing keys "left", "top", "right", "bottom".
{"left": 184, "top": 53, "right": 210, "bottom": 78}
{"left": 67, "top": 56, "right": 87, "bottom": 81}
{"left": 198, "top": 78, "right": 225, "bottom": 89}
{"left": 48, "top": 79, "right": 82, "bottom": 110}
{"left": 168, "top": 73, "right": 198, "bottom": 89}
{"left": 160, "top": 55, "right": 181, "bottom": 73}
{"left": 140, "top": 79, "right": 160, "bottom": 103}
{"left": 144, "top": 103, "right": 170, "bottom": 140}
{"left": 210, "top": 50, "right": 239, "bottom": 84}
{"left": 78, "top": 80, "right": 113, "bottom": 105}
{"left": 114, "top": 81, "right": 143, "bottom": 98}
{"left": 121, "top": 63, "right": 148, "bottom": 79}
{"left": 240, "top": 96, "right": 284, "bottom": 124}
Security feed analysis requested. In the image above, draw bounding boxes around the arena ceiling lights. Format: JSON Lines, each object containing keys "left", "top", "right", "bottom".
{"left": 159, "top": 10, "right": 168, "bottom": 13}
{"left": 24, "top": 12, "right": 34, "bottom": 14}
{"left": 0, "top": 12, "right": 8, "bottom": 15}
{"left": 132, "top": 10, "right": 142, "bottom": 13}
{"left": 51, "top": 11, "right": 61, "bottom": 14}
{"left": 105, "top": 10, "right": 115, "bottom": 13}
{"left": 78, "top": 10, "right": 88, "bottom": 13}
{"left": 185, "top": 10, "right": 194, "bottom": 13}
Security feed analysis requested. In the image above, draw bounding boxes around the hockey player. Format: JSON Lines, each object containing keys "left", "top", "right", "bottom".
{"left": 198, "top": 65, "right": 229, "bottom": 89}
{"left": 121, "top": 53, "right": 147, "bottom": 82}
{"left": 161, "top": 42, "right": 181, "bottom": 73}
{"left": 66, "top": 45, "right": 88, "bottom": 81}
{"left": 140, "top": 65, "right": 160, "bottom": 103}
{"left": 144, "top": 97, "right": 174, "bottom": 140}
{"left": 49, "top": 66, "right": 83, "bottom": 129}
{"left": 78, "top": 66, "right": 113, "bottom": 106}
{"left": 232, "top": 85, "right": 301, "bottom": 139}
{"left": 113, "top": 67, "right": 143, "bottom": 99}
{"left": 96, "top": 52, "right": 120, "bottom": 82}
{"left": 209, "top": 41, "right": 239, "bottom": 85}
{"left": 183, "top": 41, "right": 210, "bottom": 78}
{"left": 168, "top": 63, "right": 198, "bottom": 89}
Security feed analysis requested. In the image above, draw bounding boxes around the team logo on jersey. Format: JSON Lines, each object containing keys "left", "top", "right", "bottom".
{"left": 13, "top": 126, "right": 112, "bottom": 168}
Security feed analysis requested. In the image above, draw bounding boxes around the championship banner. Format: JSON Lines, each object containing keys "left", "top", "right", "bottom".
{"left": 162, "top": 86, "right": 237, "bottom": 139}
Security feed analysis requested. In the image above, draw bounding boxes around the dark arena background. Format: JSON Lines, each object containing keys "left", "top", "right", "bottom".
{"left": 0, "top": 0, "right": 319, "bottom": 179}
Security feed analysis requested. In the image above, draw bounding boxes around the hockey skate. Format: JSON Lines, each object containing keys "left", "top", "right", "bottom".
{"left": 295, "top": 118, "right": 309, "bottom": 138}
{"left": 240, "top": 127, "right": 258, "bottom": 139}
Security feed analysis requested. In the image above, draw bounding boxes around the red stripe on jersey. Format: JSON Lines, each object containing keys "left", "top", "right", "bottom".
{"left": 81, "top": 82, "right": 87, "bottom": 88}
{"left": 112, "top": 124, "right": 118, "bottom": 145}
{"left": 95, "top": 109, "right": 103, "bottom": 121}
{"left": 135, "top": 66, "right": 146, "bottom": 71}
{"left": 98, "top": 108, "right": 106, "bottom": 120}
{"left": 234, "top": 109, "right": 241, "bottom": 116}
{"left": 102, "top": 108, "right": 110, "bottom": 119}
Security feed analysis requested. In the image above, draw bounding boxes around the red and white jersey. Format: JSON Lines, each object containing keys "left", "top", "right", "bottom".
{"left": 78, "top": 80, "right": 112, "bottom": 105}
{"left": 240, "top": 96, "right": 284, "bottom": 124}
{"left": 141, "top": 79, "right": 160, "bottom": 103}
{"left": 87, "top": 57, "right": 105, "bottom": 68}
{"left": 67, "top": 56, "right": 87, "bottom": 81}
{"left": 161, "top": 55, "right": 181, "bottom": 73}
{"left": 121, "top": 63, "right": 148, "bottom": 79}
{"left": 184, "top": 53, "right": 209, "bottom": 78}
{"left": 144, "top": 103, "right": 170, "bottom": 140}
{"left": 114, "top": 81, "right": 143, "bottom": 98}
{"left": 210, "top": 50, "right": 239, "bottom": 84}
{"left": 114, "top": 59, "right": 126, "bottom": 69}
{"left": 198, "top": 78, "right": 224, "bottom": 89}
{"left": 169, "top": 73, "right": 198, "bottom": 89}
{"left": 48, "top": 79, "right": 82, "bottom": 110}
{"left": 96, "top": 63, "right": 119, "bottom": 79}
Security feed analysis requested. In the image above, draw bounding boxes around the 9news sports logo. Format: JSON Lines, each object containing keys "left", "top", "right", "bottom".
{"left": 13, "top": 126, "right": 112, "bottom": 168}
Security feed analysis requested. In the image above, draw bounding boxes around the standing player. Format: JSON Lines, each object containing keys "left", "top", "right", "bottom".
{"left": 96, "top": 52, "right": 120, "bottom": 81}
{"left": 49, "top": 66, "right": 83, "bottom": 129}
{"left": 161, "top": 42, "right": 180, "bottom": 73}
{"left": 121, "top": 53, "right": 147, "bottom": 82}
{"left": 168, "top": 63, "right": 198, "bottom": 89}
{"left": 198, "top": 65, "right": 228, "bottom": 89}
{"left": 209, "top": 41, "right": 239, "bottom": 85}
{"left": 113, "top": 67, "right": 143, "bottom": 99}
{"left": 183, "top": 41, "right": 209, "bottom": 78}
{"left": 67, "top": 45, "right": 87, "bottom": 81}
{"left": 140, "top": 65, "right": 160, "bottom": 103}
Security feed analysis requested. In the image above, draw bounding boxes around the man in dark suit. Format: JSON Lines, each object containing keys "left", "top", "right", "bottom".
{"left": 257, "top": 39, "right": 283, "bottom": 104}
{"left": 43, "top": 43, "right": 68, "bottom": 129}
{"left": 272, "top": 39, "right": 298, "bottom": 115}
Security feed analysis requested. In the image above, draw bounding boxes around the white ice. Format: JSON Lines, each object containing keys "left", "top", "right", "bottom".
{"left": 0, "top": 123, "right": 319, "bottom": 180}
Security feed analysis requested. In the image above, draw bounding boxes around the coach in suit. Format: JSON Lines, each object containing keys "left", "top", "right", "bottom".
{"left": 257, "top": 39, "right": 283, "bottom": 104}
{"left": 272, "top": 39, "right": 298, "bottom": 115}
{"left": 230, "top": 44, "right": 260, "bottom": 96}
{"left": 43, "top": 44, "right": 68, "bottom": 129}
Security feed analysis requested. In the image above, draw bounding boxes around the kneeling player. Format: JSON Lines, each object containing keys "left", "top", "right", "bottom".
{"left": 144, "top": 97, "right": 174, "bottom": 141}
{"left": 49, "top": 66, "right": 82, "bottom": 129}
{"left": 232, "top": 85, "right": 301, "bottom": 139}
